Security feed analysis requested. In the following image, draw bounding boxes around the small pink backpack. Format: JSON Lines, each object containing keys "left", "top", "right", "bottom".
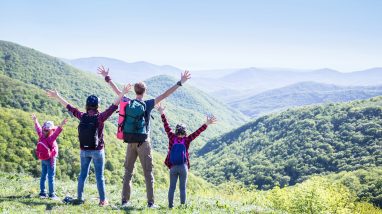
{"left": 36, "top": 140, "right": 52, "bottom": 160}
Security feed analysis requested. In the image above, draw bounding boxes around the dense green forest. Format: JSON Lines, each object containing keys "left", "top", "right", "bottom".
{"left": 0, "top": 40, "right": 247, "bottom": 153}
{"left": 229, "top": 81, "right": 382, "bottom": 117}
{"left": 325, "top": 167, "right": 382, "bottom": 208}
{"left": 196, "top": 96, "right": 382, "bottom": 192}
{"left": 0, "top": 75, "right": 65, "bottom": 116}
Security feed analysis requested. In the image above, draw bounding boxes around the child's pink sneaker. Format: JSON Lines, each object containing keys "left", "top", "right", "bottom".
{"left": 99, "top": 200, "right": 109, "bottom": 207}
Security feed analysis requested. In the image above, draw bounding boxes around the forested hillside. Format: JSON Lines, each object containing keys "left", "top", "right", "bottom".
{"left": 0, "top": 75, "right": 64, "bottom": 116}
{"left": 196, "top": 96, "right": 382, "bottom": 192}
{"left": 0, "top": 40, "right": 247, "bottom": 153}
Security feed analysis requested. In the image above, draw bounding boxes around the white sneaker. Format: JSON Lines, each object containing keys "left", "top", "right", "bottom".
{"left": 49, "top": 194, "right": 60, "bottom": 200}
{"left": 121, "top": 201, "right": 132, "bottom": 208}
{"left": 148, "top": 203, "right": 159, "bottom": 209}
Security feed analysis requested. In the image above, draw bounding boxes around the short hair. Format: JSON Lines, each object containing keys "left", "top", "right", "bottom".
{"left": 134, "top": 82, "right": 147, "bottom": 95}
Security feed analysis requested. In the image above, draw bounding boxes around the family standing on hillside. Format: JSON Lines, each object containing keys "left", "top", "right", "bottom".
{"left": 32, "top": 66, "right": 217, "bottom": 208}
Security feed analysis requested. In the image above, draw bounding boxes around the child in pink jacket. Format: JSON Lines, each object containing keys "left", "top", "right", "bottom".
{"left": 32, "top": 114, "right": 67, "bottom": 199}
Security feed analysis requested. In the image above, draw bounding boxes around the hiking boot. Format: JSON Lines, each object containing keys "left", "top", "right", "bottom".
{"left": 99, "top": 200, "right": 109, "bottom": 207}
{"left": 63, "top": 196, "right": 74, "bottom": 204}
{"left": 39, "top": 192, "right": 48, "bottom": 199}
{"left": 148, "top": 202, "right": 159, "bottom": 209}
{"left": 49, "top": 194, "right": 59, "bottom": 200}
{"left": 72, "top": 198, "right": 85, "bottom": 205}
{"left": 121, "top": 200, "right": 132, "bottom": 208}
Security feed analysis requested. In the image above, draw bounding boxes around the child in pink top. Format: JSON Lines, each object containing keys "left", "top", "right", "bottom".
{"left": 32, "top": 114, "right": 67, "bottom": 199}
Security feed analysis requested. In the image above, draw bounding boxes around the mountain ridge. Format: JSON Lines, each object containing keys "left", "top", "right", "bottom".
{"left": 229, "top": 81, "right": 382, "bottom": 117}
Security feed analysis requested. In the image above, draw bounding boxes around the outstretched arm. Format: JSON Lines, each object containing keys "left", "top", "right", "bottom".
{"left": 32, "top": 113, "right": 43, "bottom": 138}
{"left": 47, "top": 89, "right": 83, "bottom": 119}
{"left": 156, "top": 103, "right": 174, "bottom": 138}
{"left": 58, "top": 118, "right": 68, "bottom": 128}
{"left": 113, "top": 84, "right": 131, "bottom": 105}
{"left": 155, "top": 70, "right": 191, "bottom": 105}
{"left": 98, "top": 65, "right": 122, "bottom": 95}
{"left": 99, "top": 84, "right": 132, "bottom": 122}
{"left": 47, "top": 118, "right": 68, "bottom": 143}
{"left": 47, "top": 89, "right": 70, "bottom": 107}
{"left": 187, "top": 115, "right": 217, "bottom": 142}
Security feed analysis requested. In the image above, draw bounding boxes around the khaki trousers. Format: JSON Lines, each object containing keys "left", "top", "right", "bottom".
{"left": 121, "top": 141, "right": 154, "bottom": 203}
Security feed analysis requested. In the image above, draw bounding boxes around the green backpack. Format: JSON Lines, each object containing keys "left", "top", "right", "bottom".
{"left": 123, "top": 99, "right": 148, "bottom": 143}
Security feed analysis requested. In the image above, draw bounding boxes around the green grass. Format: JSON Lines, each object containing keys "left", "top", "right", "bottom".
{"left": 0, "top": 173, "right": 266, "bottom": 213}
{"left": 1, "top": 172, "right": 381, "bottom": 214}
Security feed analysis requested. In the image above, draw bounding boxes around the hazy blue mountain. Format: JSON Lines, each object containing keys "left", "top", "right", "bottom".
{"left": 68, "top": 57, "right": 382, "bottom": 103}
{"left": 229, "top": 81, "right": 382, "bottom": 117}
{"left": 68, "top": 57, "right": 182, "bottom": 83}
{"left": 219, "top": 67, "right": 382, "bottom": 91}
{"left": 205, "top": 67, "right": 382, "bottom": 102}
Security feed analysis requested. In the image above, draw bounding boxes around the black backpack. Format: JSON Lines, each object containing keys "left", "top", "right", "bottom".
{"left": 78, "top": 113, "right": 99, "bottom": 148}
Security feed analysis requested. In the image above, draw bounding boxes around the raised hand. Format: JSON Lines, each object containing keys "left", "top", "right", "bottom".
{"left": 206, "top": 115, "right": 217, "bottom": 125}
{"left": 46, "top": 89, "right": 69, "bottom": 107}
{"left": 60, "top": 118, "right": 68, "bottom": 127}
{"left": 31, "top": 113, "right": 37, "bottom": 122}
{"left": 122, "top": 84, "right": 132, "bottom": 94}
{"left": 97, "top": 65, "right": 109, "bottom": 77}
{"left": 156, "top": 102, "right": 166, "bottom": 114}
{"left": 180, "top": 70, "right": 191, "bottom": 84}
{"left": 46, "top": 89, "right": 60, "bottom": 98}
{"left": 114, "top": 84, "right": 132, "bottom": 105}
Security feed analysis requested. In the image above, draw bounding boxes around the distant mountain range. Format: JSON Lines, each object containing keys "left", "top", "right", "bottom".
{"left": 229, "top": 82, "right": 382, "bottom": 117}
{"left": 66, "top": 57, "right": 238, "bottom": 83}
{"left": 207, "top": 67, "right": 382, "bottom": 102}
{"left": 66, "top": 57, "right": 182, "bottom": 83}
{"left": 67, "top": 57, "right": 382, "bottom": 118}
{"left": 67, "top": 57, "right": 382, "bottom": 101}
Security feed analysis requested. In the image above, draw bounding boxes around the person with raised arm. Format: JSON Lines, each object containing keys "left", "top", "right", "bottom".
{"left": 97, "top": 65, "right": 191, "bottom": 208}
{"left": 47, "top": 84, "right": 131, "bottom": 207}
{"left": 156, "top": 103, "right": 217, "bottom": 208}
{"left": 32, "top": 114, "right": 67, "bottom": 200}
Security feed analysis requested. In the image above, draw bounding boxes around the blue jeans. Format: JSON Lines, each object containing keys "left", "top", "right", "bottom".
{"left": 77, "top": 150, "right": 106, "bottom": 201}
{"left": 40, "top": 158, "right": 56, "bottom": 196}
{"left": 168, "top": 164, "right": 188, "bottom": 207}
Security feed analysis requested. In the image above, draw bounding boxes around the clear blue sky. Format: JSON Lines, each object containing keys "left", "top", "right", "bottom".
{"left": 1, "top": 0, "right": 381, "bottom": 71}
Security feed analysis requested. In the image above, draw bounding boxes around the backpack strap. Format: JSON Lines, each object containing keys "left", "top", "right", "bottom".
{"left": 134, "top": 99, "right": 148, "bottom": 131}
{"left": 133, "top": 99, "right": 146, "bottom": 109}
{"left": 37, "top": 141, "right": 51, "bottom": 152}
{"left": 125, "top": 100, "right": 146, "bottom": 119}
{"left": 82, "top": 112, "right": 99, "bottom": 120}
{"left": 174, "top": 137, "right": 186, "bottom": 145}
